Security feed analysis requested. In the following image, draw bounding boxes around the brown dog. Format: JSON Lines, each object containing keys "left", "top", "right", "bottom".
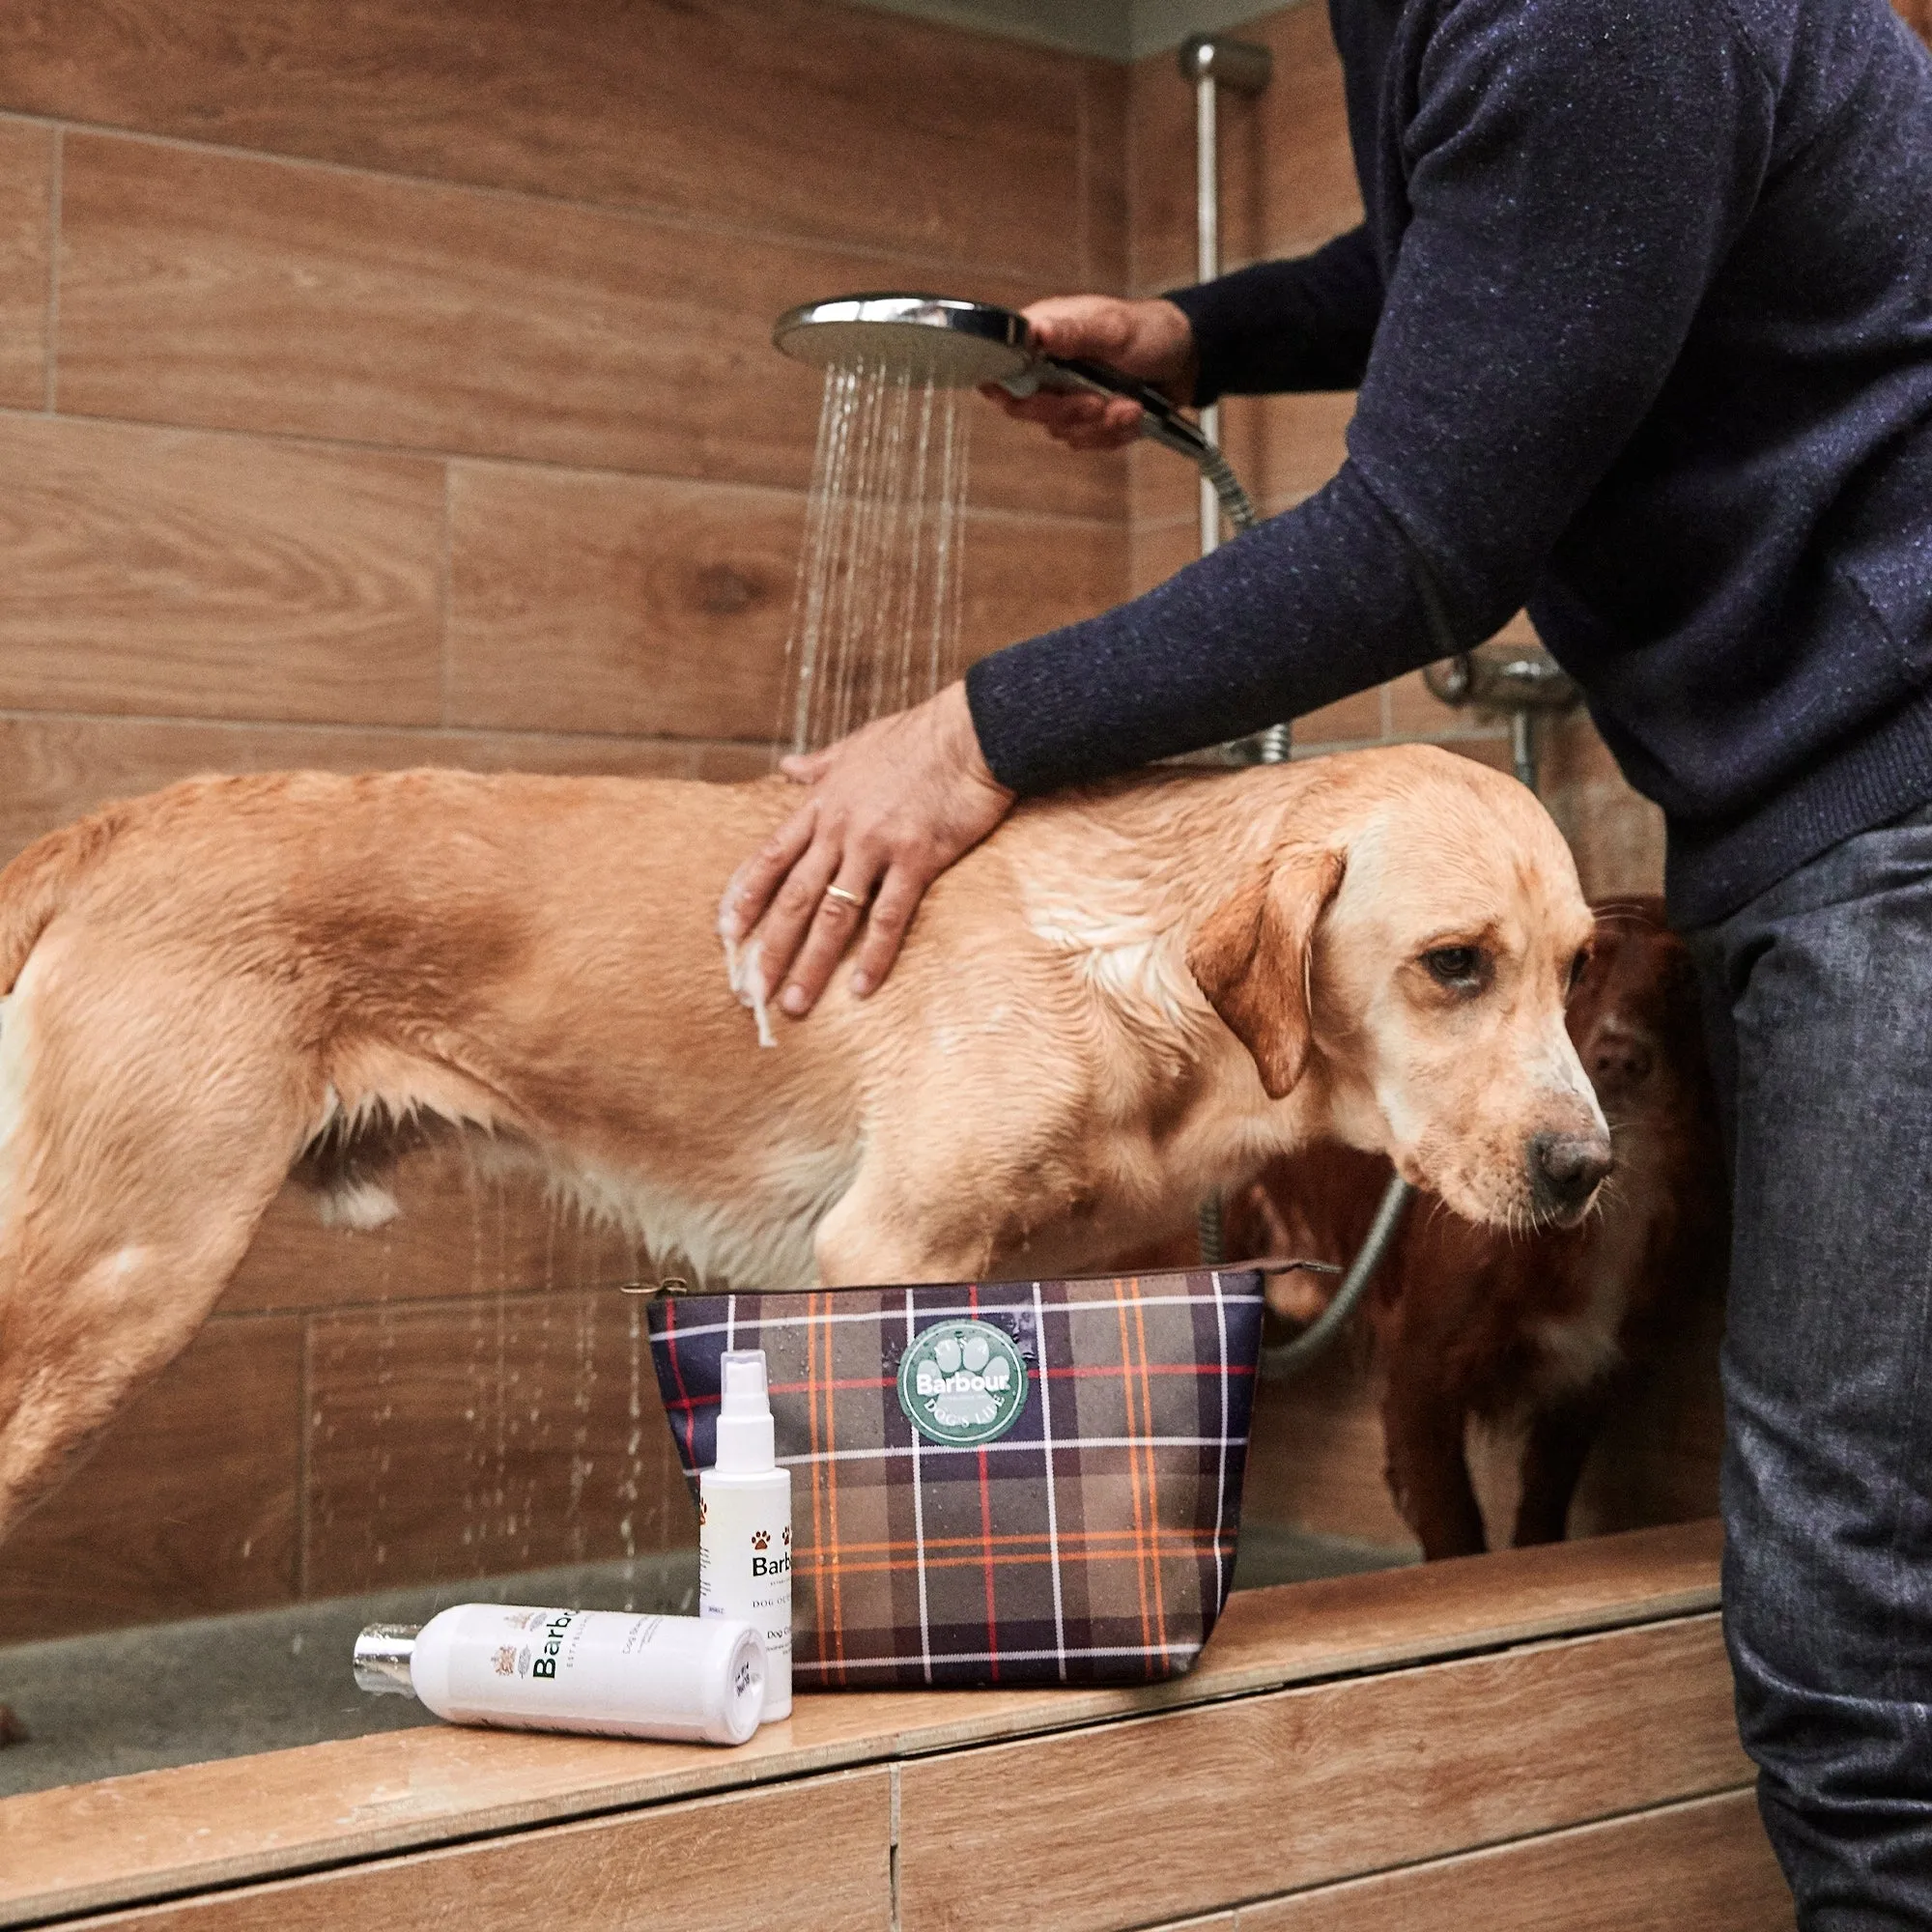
{"left": 1240, "top": 897, "right": 1726, "bottom": 1559}
{"left": 0, "top": 748, "right": 1605, "bottom": 1539}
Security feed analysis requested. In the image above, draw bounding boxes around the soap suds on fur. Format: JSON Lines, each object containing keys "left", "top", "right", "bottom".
{"left": 721, "top": 927, "right": 777, "bottom": 1050}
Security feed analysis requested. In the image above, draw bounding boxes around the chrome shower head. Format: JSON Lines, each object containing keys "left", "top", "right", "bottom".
{"left": 772, "top": 293, "right": 1034, "bottom": 388}
{"left": 772, "top": 290, "right": 1258, "bottom": 531}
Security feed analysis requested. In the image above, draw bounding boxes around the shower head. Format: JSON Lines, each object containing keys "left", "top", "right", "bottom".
{"left": 773, "top": 291, "right": 1258, "bottom": 531}
{"left": 772, "top": 293, "right": 1033, "bottom": 388}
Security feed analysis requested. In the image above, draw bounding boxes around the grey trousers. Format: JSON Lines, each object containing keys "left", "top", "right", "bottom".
{"left": 1690, "top": 804, "right": 1932, "bottom": 1929}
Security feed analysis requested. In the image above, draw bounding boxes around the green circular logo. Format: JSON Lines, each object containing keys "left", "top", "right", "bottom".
{"left": 896, "top": 1319, "right": 1030, "bottom": 1448}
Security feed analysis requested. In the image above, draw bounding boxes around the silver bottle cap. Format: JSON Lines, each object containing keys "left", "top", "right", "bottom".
{"left": 354, "top": 1623, "right": 420, "bottom": 1696}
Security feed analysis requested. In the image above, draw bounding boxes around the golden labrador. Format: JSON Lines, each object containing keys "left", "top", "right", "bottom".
{"left": 0, "top": 746, "right": 1605, "bottom": 1537}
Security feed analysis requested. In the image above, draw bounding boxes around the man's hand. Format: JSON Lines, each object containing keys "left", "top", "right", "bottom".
{"left": 984, "top": 295, "right": 1198, "bottom": 451}
{"left": 720, "top": 683, "right": 1014, "bottom": 1019}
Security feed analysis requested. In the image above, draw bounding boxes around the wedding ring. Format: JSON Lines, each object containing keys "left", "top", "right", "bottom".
{"left": 823, "top": 884, "right": 867, "bottom": 909}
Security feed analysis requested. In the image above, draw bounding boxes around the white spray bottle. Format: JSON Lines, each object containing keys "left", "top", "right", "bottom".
{"left": 352, "top": 1605, "right": 765, "bottom": 1745}
{"left": 699, "top": 1348, "right": 793, "bottom": 1722}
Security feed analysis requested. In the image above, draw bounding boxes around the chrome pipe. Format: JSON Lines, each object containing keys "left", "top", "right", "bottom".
{"left": 1178, "top": 35, "right": 1279, "bottom": 761}
{"left": 1179, "top": 36, "right": 1270, "bottom": 551}
{"left": 1421, "top": 646, "right": 1579, "bottom": 796}
{"left": 1196, "top": 66, "right": 1221, "bottom": 558}
{"left": 1512, "top": 709, "right": 1536, "bottom": 789}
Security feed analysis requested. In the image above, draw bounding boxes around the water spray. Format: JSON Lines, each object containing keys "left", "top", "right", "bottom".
{"left": 774, "top": 293, "right": 1259, "bottom": 536}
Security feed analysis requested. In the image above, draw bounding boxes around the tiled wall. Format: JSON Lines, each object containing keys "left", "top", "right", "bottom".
{"left": 0, "top": 0, "right": 1132, "bottom": 1638}
{"left": 0, "top": 0, "right": 1132, "bottom": 859}
{"left": 9, "top": 0, "right": 1923, "bottom": 1634}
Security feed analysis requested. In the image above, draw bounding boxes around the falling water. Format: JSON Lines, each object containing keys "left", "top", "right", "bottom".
{"left": 777, "top": 358, "right": 973, "bottom": 756}
{"left": 566, "top": 1214, "right": 598, "bottom": 1566}
{"left": 619, "top": 1293, "right": 645, "bottom": 1611}
{"left": 368, "top": 1236, "right": 396, "bottom": 1576}
{"left": 459, "top": 1145, "right": 489, "bottom": 1565}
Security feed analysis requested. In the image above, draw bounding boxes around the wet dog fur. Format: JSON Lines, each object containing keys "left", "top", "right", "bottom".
{"left": 0, "top": 747, "right": 1605, "bottom": 1538}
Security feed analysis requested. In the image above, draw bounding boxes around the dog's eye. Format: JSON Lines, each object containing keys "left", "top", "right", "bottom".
{"left": 1423, "top": 946, "right": 1485, "bottom": 990}
{"left": 1567, "top": 948, "right": 1591, "bottom": 994}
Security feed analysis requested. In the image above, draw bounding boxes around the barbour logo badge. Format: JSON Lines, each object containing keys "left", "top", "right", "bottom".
{"left": 897, "top": 1320, "right": 1029, "bottom": 1447}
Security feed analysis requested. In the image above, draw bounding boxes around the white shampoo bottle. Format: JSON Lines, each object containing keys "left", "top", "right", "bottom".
{"left": 699, "top": 1348, "right": 793, "bottom": 1721}
{"left": 352, "top": 1605, "right": 766, "bottom": 1745}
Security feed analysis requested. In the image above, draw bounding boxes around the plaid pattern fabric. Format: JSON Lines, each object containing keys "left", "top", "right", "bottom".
{"left": 647, "top": 1270, "right": 1266, "bottom": 1689}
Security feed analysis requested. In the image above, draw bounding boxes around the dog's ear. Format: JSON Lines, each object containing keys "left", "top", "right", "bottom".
{"left": 1186, "top": 847, "right": 1346, "bottom": 1098}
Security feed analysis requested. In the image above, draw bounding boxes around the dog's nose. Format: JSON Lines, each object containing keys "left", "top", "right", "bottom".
{"left": 1588, "top": 1030, "right": 1652, "bottom": 1094}
{"left": 1527, "top": 1130, "right": 1613, "bottom": 1218}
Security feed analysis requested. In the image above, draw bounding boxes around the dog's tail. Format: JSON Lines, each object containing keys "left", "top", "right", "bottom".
{"left": 0, "top": 813, "right": 118, "bottom": 995}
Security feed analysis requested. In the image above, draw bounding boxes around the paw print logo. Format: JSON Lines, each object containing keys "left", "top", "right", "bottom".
{"left": 933, "top": 1330, "right": 992, "bottom": 1376}
{"left": 781, "top": 1526, "right": 791, "bottom": 1548}
{"left": 752, "top": 1529, "right": 771, "bottom": 1551}
{"left": 492, "top": 1645, "right": 519, "bottom": 1677}
{"left": 898, "top": 1318, "right": 1028, "bottom": 1448}
{"left": 698, "top": 1497, "right": 708, "bottom": 1527}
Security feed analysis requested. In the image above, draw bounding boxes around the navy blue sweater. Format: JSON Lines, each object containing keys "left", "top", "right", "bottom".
{"left": 964, "top": 0, "right": 1932, "bottom": 927}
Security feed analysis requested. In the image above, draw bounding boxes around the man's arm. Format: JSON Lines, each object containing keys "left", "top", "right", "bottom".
{"left": 1169, "top": 225, "right": 1385, "bottom": 401}
{"left": 967, "top": 0, "right": 1774, "bottom": 795}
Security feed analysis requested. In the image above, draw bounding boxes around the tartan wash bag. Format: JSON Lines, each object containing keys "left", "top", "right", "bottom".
{"left": 645, "top": 1267, "right": 1268, "bottom": 1690}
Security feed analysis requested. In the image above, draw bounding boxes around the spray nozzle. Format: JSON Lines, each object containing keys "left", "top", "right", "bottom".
{"left": 722, "top": 1350, "right": 769, "bottom": 1410}
{"left": 715, "top": 1349, "right": 776, "bottom": 1473}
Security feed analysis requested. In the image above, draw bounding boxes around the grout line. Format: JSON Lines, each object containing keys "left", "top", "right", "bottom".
{"left": 0, "top": 404, "right": 1124, "bottom": 533}
{"left": 42, "top": 127, "right": 60, "bottom": 414}
{"left": 223, "top": 1275, "right": 625, "bottom": 1330}
{"left": 29, "top": 112, "right": 1090, "bottom": 296}
{"left": 0, "top": 704, "right": 796, "bottom": 756}
{"left": 889, "top": 1762, "right": 902, "bottom": 1932}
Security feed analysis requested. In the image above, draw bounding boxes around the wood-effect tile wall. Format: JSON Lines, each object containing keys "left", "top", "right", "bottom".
{"left": 0, "top": 0, "right": 1129, "bottom": 1639}
{"left": 0, "top": 0, "right": 1130, "bottom": 866}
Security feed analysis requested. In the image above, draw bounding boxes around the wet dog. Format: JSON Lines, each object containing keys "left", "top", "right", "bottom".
{"left": 0, "top": 747, "right": 1605, "bottom": 1538}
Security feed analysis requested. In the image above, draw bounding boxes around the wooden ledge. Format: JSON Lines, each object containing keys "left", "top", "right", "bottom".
{"left": 0, "top": 1520, "right": 1720, "bottom": 1928}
